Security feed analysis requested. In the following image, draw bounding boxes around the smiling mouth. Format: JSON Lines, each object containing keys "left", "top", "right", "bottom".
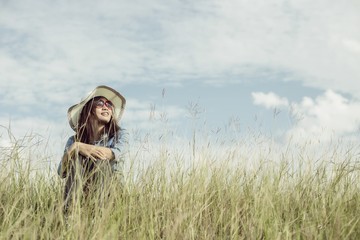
{"left": 101, "top": 112, "right": 109, "bottom": 116}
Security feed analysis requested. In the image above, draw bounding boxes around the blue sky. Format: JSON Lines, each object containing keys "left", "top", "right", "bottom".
{"left": 1, "top": 0, "right": 360, "bottom": 165}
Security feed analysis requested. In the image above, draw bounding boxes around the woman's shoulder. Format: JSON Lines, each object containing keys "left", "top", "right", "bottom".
{"left": 63, "top": 135, "right": 76, "bottom": 150}
{"left": 66, "top": 135, "right": 76, "bottom": 144}
{"left": 116, "top": 128, "right": 128, "bottom": 139}
{"left": 118, "top": 127, "right": 127, "bottom": 134}
{"left": 110, "top": 128, "right": 128, "bottom": 144}
{"left": 67, "top": 135, "right": 76, "bottom": 141}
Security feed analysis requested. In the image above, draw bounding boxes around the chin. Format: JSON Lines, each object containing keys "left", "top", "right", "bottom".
{"left": 98, "top": 118, "right": 111, "bottom": 125}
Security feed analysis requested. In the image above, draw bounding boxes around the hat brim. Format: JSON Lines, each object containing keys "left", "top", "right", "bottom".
{"left": 67, "top": 85, "right": 126, "bottom": 131}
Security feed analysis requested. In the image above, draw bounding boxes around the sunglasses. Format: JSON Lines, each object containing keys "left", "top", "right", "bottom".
{"left": 94, "top": 99, "right": 114, "bottom": 109}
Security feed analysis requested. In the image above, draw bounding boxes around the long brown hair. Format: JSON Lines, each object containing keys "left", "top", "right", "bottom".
{"left": 76, "top": 97, "right": 120, "bottom": 144}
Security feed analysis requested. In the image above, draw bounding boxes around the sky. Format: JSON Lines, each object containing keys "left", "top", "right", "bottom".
{"left": 1, "top": 0, "right": 360, "bottom": 169}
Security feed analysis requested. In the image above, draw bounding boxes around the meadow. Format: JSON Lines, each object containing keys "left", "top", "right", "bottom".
{"left": 0, "top": 124, "right": 359, "bottom": 239}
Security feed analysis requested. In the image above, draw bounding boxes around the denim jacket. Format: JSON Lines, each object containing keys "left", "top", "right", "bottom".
{"left": 57, "top": 129, "right": 128, "bottom": 178}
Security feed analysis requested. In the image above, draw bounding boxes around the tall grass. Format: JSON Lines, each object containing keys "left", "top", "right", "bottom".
{"left": 0, "top": 126, "right": 359, "bottom": 239}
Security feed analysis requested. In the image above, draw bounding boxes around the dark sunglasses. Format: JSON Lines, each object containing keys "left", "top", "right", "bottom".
{"left": 94, "top": 99, "right": 114, "bottom": 109}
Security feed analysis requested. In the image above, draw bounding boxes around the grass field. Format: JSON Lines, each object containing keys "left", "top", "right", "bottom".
{"left": 0, "top": 127, "right": 359, "bottom": 239}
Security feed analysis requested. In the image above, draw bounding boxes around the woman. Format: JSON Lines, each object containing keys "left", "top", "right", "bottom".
{"left": 57, "top": 85, "right": 127, "bottom": 214}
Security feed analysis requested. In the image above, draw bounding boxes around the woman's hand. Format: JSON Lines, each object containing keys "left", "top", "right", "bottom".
{"left": 68, "top": 142, "right": 114, "bottom": 161}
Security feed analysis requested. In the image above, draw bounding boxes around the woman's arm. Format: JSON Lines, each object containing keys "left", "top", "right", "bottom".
{"left": 57, "top": 141, "right": 114, "bottom": 178}
{"left": 58, "top": 136, "right": 75, "bottom": 178}
{"left": 58, "top": 131, "right": 126, "bottom": 177}
{"left": 69, "top": 142, "right": 114, "bottom": 161}
{"left": 58, "top": 149, "right": 74, "bottom": 177}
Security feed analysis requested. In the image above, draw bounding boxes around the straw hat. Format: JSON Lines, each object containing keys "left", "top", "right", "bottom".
{"left": 67, "top": 85, "right": 126, "bottom": 131}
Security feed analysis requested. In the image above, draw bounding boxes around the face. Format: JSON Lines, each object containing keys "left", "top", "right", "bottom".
{"left": 93, "top": 97, "right": 114, "bottom": 124}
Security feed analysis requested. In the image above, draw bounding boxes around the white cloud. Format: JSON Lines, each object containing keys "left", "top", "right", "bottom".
{"left": 1, "top": 0, "right": 359, "bottom": 94}
{"left": 287, "top": 90, "right": 360, "bottom": 142}
{"left": 343, "top": 39, "right": 360, "bottom": 53}
{"left": 252, "top": 89, "right": 360, "bottom": 143}
{"left": 252, "top": 92, "right": 289, "bottom": 109}
{"left": 1, "top": 0, "right": 360, "bottom": 163}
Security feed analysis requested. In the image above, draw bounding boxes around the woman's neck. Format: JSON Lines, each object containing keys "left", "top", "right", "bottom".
{"left": 91, "top": 122, "right": 106, "bottom": 142}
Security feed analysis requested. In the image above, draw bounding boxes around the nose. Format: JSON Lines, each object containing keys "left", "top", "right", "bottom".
{"left": 102, "top": 105, "right": 111, "bottom": 111}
